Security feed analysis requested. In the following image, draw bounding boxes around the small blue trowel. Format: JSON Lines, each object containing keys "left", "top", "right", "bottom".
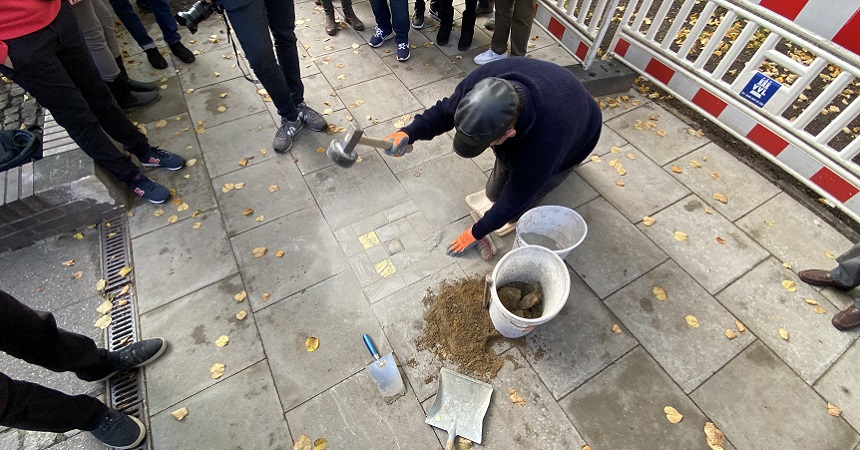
{"left": 362, "top": 334, "right": 407, "bottom": 404}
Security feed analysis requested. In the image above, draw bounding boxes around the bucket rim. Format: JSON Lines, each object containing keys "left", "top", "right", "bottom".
{"left": 490, "top": 245, "right": 571, "bottom": 324}
{"left": 515, "top": 205, "right": 588, "bottom": 251}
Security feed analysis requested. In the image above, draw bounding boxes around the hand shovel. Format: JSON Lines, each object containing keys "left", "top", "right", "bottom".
{"left": 362, "top": 334, "right": 407, "bottom": 404}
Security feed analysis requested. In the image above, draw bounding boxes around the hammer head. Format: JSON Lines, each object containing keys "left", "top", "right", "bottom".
{"left": 326, "top": 121, "right": 364, "bottom": 168}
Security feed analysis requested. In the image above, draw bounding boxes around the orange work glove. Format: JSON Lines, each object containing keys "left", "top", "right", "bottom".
{"left": 384, "top": 130, "right": 410, "bottom": 157}
{"left": 447, "top": 227, "right": 477, "bottom": 256}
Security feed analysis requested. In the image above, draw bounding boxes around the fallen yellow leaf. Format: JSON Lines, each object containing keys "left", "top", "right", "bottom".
{"left": 234, "top": 291, "right": 247, "bottom": 302}
{"left": 611, "top": 323, "right": 622, "bottom": 334}
{"left": 582, "top": 446, "right": 592, "bottom": 450}
{"left": 689, "top": 160, "right": 702, "bottom": 168}
{"left": 825, "top": 250, "right": 835, "bottom": 259}
{"left": 94, "top": 315, "right": 112, "bottom": 329}
{"left": 671, "top": 166, "right": 682, "bottom": 173}
{"left": 262, "top": 292, "right": 271, "bottom": 302}
{"left": 210, "top": 363, "right": 226, "bottom": 379}
{"left": 316, "top": 146, "right": 326, "bottom": 154}
{"left": 716, "top": 236, "right": 726, "bottom": 245}
{"left": 154, "top": 209, "right": 165, "bottom": 217}
{"left": 779, "top": 328, "right": 789, "bottom": 340}
{"left": 118, "top": 266, "right": 133, "bottom": 277}
{"left": 828, "top": 403, "right": 842, "bottom": 416}
{"left": 96, "top": 279, "right": 106, "bottom": 291}
{"left": 243, "top": 208, "right": 254, "bottom": 216}
{"left": 626, "top": 153, "right": 636, "bottom": 160}
{"left": 590, "top": 155, "right": 602, "bottom": 163}
{"left": 72, "top": 270, "right": 84, "bottom": 279}
{"left": 222, "top": 183, "right": 234, "bottom": 193}
{"left": 62, "top": 259, "right": 75, "bottom": 267}
{"left": 293, "top": 435, "right": 312, "bottom": 450}
{"left": 167, "top": 215, "right": 178, "bottom": 224}
{"left": 783, "top": 262, "right": 792, "bottom": 269}
{"left": 685, "top": 315, "right": 699, "bottom": 328}
{"left": 236, "top": 310, "right": 248, "bottom": 320}
{"left": 804, "top": 298, "right": 819, "bottom": 306}
{"left": 725, "top": 329, "right": 737, "bottom": 339}
{"left": 674, "top": 231, "right": 688, "bottom": 241}
{"left": 653, "top": 286, "right": 668, "bottom": 301}
{"left": 234, "top": 182, "right": 245, "bottom": 190}
{"left": 215, "top": 335, "right": 230, "bottom": 347}
{"left": 814, "top": 305, "right": 826, "bottom": 314}
{"left": 610, "top": 146, "right": 622, "bottom": 153}
{"left": 177, "top": 202, "right": 189, "bottom": 212}
{"left": 306, "top": 337, "right": 320, "bottom": 352}
{"left": 170, "top": 407, "right": 189, "bottom": 421}
{"left": 219, "top": 93, "right": 228, "bottom": 98}
{"left": 155, "top": 119, "right": 168, "bottom": 128}
{"left": 782, "top": 280, "right": 797, "bottom": 292}
{"left": 710, "top": 171, "right": 719, "bottom": 179}
{"left": 96, "top": 299, "right": 113, "bottom": 314}
{"left": 713, "top": 193, "right": 729, "bottom": 204}
{"left": 252, "top": 247, "right": 267, "bottom": 258}
{"left": 656, "top": 129, "right": 667, "bottom": 137}
{"left": 608, "top": 159, "right": 619, "bottom": 167}
{"left": 736, "top": 320, "right": 746, "bottom": 333}
{"left": 313, "top": 437, "right": 328, "bottom": 450}
{"left": 268, "top": 185, "right": 279, "bottom": 193}
{"left": 704, "top": 422, "right": 725, "bottom": 449}
{"left": 74, "top": 232, "right": 84, "bottom": 239}
{"left": 119, "top": 285, "right": 130, "bottom": 296}
{"left": 509, "top": 388, "right": 526, "bottom": 406}
{"left": 643, "top": 216, "right": 656, "bottom": 226}
{"left": 192, "top": 222, "right": 202, "bottom": 229}
{"left": 664, "top": 406, "right": 683, "bottom": 424}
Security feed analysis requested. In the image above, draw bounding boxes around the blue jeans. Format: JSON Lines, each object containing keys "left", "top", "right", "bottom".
{"left": 369, "top": 0, "right": 410, "bottom": 44}
{"left": 222, "top": 0, "right": 303, "bottom": 121}
{"left": 108, "top": 0, "right": 181, "bottom": 49}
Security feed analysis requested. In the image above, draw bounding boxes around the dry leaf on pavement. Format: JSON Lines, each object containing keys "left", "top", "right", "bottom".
{"left": 590, "top": 155, "right": 602, "bottom": 163}
{"left": 804, "top": 298, "right": 819, "bottom": 306}
{"left": 252, "top": 247, "right": 267, "bottom": 258}
{"left": 171, "top": 407, "right": 189, "bottom": 421}
{"left": 782, "top": 280, "right": 797, "bottom": 292}
{"left": 611, "top": 323, "right": 622, "bottom": 334}
{"left": 268, "top": 185, "right": 280, "bottom": 193}
{"left": 74, "top": 232, "right": 84, "bottom": 239}
{"left": 615, "top": 181, "right": 625, "bottom": 187}
{"left": 313, "top": 438, "right": 327, "bottom": 450}
{"left": 671, "top": 165, "right": 682, "bottom": 173}
{"left": 234, "top": 291, "right": 247, "bottom": 302}
{"left": 62, "top": 260, "right": 75, "bottom": 267}
{"left": 713, "top": 193, "right": 729, "bottom": 204}
{"left": 689, "top": 160, "right": 702, "bottom": 168}
{"left": 828, "top": 403, "right": 842, "bottom": 416}
{"left": 653, "top": 286, "right": 668, "bottom": 301}
{"left": 736, "top": 320, "right": 746, "bottom": 333}
{"left": 293, "top": 434, "right": 312, "bottom": 450}
{"left": 96, "top": 279, "right": 106, "bottom": 291}
{"left": 664, "top": 406, "right": 683, "bottom": 423}
{"left": 509, "top": 388, "right": 526, "bottom": 406}
{"left": 275, "top": 250, "right": 285, "bottom": 258}
{"left": 715, "top": 236, "right": 726, "bottom": 245}
{"left": 610, "top": 146, "right": 622, "bottom": 153}
{"left": 704, "top": 422, "right": 725, "bottom": 450}
{"left": 256, "top": 215, "right": 265, "bottom": 222}
{"left": 215, "top": 335, "right": 230, "bottom": 347}
{"left": 306, "top": 337, "right": 319, "bottom": 352}
{"left": 186, "top": 158, "right": 197, "bottom": 167}
{"left": 118, "top": 266, "right": 133, "bottom": 277}
{"left": 155, "top": 119, "right": 168, "bottom": 128}
{"left": 674, "top": 231, "right": 688, "bottom": 241}
{"left": 814, "top": 305, "right": 826, "bottom": 314}
{"left": 626, "top": 153, "right": 636, "bottom": 160}
{"left": 262, "top": 292, "right": 271, "bottom": 302}
{"left": 210, "top": 363, "right": 226, "bottom": 379}
{"left": 825, "top": 250, "right": 835, "bottom": 259}
{"left": 685, "top": 315, "right": 700, "bottom": 328}
{"left": 643, "top": 216, "right": 656, "bottom": 226}
{"left": 94, "top": 315, "right": 112, "bottom": 329}
{"left": 724, "top": 329, "right": 737, "bottom": 339}
{"left": 72, "top": 271, "right": 83, "bottom": 279}
{"left": 96, "top": 299, "right": 113, "bottom": 315}
{"left": 582, "top": 446, "right": 592, "bottom": 450}
{"left": 243, "top": 208, "right": 254, "bottom": 216}
{"left": 167, "top": 215, "right": 178, "bottom": 224}
{"left": 779, "top": 328, "right": 789, "bottom": 340}
{"left": 236, "top": 310, "right": 247, "bottom": 320}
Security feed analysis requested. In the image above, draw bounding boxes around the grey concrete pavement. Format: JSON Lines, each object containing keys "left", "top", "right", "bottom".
{"left": 2, "top": 0, "right": 860, "bottom": 448}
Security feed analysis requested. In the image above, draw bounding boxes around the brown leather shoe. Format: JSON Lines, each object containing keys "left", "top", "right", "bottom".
{"left": 344, "top": 9, "right": 364, "bottom": 31}
{"left": 832, "top": 305, "right": 860, "bottom": 331}
{"left": 798, "top": 269, "right": 853, "bottom": 290}
{"left": 325, "top": 14, "right": 338, "bottom": 36}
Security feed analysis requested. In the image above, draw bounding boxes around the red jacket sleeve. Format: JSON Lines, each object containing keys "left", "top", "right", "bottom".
{"left": 0, "top": 41, "right": 8, "bottom": 67}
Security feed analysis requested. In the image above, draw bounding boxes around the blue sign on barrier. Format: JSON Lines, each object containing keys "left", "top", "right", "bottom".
{"left": 740, "top": 72, "right": 782, "bottom": 108}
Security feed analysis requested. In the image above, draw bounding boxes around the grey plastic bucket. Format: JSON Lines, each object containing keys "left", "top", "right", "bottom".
{"left": 512, "top": 205, "right": 587, "bottom": 259}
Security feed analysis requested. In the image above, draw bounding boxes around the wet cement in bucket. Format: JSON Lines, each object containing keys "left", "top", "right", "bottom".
{"left": 415, "top": 276, "right": 505, "bottom": 380}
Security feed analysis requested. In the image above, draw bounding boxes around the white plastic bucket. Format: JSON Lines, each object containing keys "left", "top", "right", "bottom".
{"left": 512, "top": 206, "right": 588, "bottom": 259}
{"left": 489, "top": 245, "right": 571, "bottom": 338}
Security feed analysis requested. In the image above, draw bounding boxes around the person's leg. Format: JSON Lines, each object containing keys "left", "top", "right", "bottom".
{"left": 71, "top": 0, "right": 121, "bottom": 82}
{"left": 146, "top": 0, "right": 181, "bottom": 45}
{"left": 0, "top": 373, "right": 109, "bottom": 433}
{"left": 369, "top": 0, "right": 395, "bottom": 40}
{"left": 458, "top": 0, "right": 477, "bottom": 50}
{"left": 389, "top": 0, "right": 411, "bottom": 45}
{"left": 490, "top": 0, "right": 513, "bottom": 54}
{"left": 321, "top": 0, "right": 339, "bottom": 35}
{"left": 263, "top": 0, "right": 304, "bottom": 106}
{"left": 436, "top": 0, "right": 454, "bottom": 45}
{"left": 485, "top": 157, "right": 510, "bottom": 202}
{"left": 341, "top": 0, "right": 365, "bottom": 31}
{"left": 107, "top": 0, "right": 156, "bottom": 50}
{"left": 831, "top": 256, "right": 860, "bottom": 288}
{"left": 508, "top": 0, "right": 535, "bottom": 56}
{"left": 93, "top": 0, "right": 123, "bottom": 62}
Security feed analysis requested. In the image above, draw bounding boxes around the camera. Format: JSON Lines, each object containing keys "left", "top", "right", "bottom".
{"left": 175, "top": 1, "right": 223, "bottom": 34}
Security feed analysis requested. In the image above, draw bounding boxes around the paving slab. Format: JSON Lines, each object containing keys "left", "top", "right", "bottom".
{"left": 285, "top": 367, "right": 441, "bottom": 449}
{"left": 411, "top": 74, "right": 467, "bottom": 109}
{"left": 336, "top": 74, "right": 425, "bottom": 128}
{"left": 604, "top": 260, "right": 756, "bottom": 393}
{"left": 43, "top": 431, "right": 102, "bottom": 450}
{"left": 595, "top": 91, "right": 651, "bottom": 121}
{"left": 419, "top": 23, "right": 494, "bottom": 58}
{"left": 121, "top": 52, "right": 176, "bottom": 84}
{"left": 717, "top": 257, "right": 855, "bottom": 384}
{"left": 139, "top": 274, "right": 265, "bottom": 414}
{"left": 423, "top": 348, "right": 587, "bottom": 449}
{"left": 606, "top": 102, "right": 709, "bottom": 165}
{"left": 523, "top": 271, "right": 637, "bottom": 399}
{"left": 815, "top": 339, "right": 860, "bottom": 432}
{"left": 666, "top": 142, "right": 781, "bottom": 221}
{"left": 194, "top": 111, "right": 278, "bottom": 178}
{"left": 184, "top": 77, "right": 267, "bottom": 129}
{"left": 211, "top": 155, "right": 315, "bottom": 236}
{"left": 382, "top": 44, "right": 465, "bottom": 90}
{"left": 296, "top": 21, "right": 366, "bottom": 59}
{"left": 592, "top": 124, "right": 628, "bottom": 154}
{"left": 295, "top": 72, "right": 346, "bottom": 116}
{"left": 306, "top": 151, "right": 410, "bottom": 230}
{"left": 0, "top": 231, "right": 101, "bottom": 313}
{"left": 525, "top": 44, "right": 578, "bottom": 66}
{"left": 640, "top": 195, "right": 768, "bottom": 294}
{"left": 254, "top": 271, "right": 385, "bottom": 411}
{"left": 565, "top": 197, "right": 668, "bottom": 299}
{"left": 561, "top": 346, "right": 727, "bottom": 450}
{"left": 538, "top": 170, "right": 599, "bottom": 210}
{"left": 398, "top": 152, "right": 488, "bottom": 228}
{"left": 736, "top": 192, "right": 855, "bottom": 271}
{"left": 126, "top": 76, "right": 186, "bottom": 125}
{"left": 132, "top": 209, "right": 238, "bottom": 313}
{"left": 577, "top": 145, "right": 690, "bottom": 221}
{"left": 291, "top": 114, "right": 363, "bottom": 176}
{"left": 230, "top": 206, "right": 347, "bottom": 309}
{"left": 176, "top": 47, "right": 244, "bottom": 90}
{"left": 367, "top": 113, "right": 455, "bottom": 174}
{"left": 691, "top": 341, "right": 859, "bottom": 449}
{"left": 149, "top": 361, "right": 293, "bottom": 449}
{"left": 312, "top": 45, "right": 392, "bottom": 91}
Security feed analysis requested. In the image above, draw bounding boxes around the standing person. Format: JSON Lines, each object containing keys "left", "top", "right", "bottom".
{"left": 368, "top": 0, "right": 411, "bottom": 61}
{"left": 0, "top": 0, "right": 186, "bottom": 204}
{"left": 410, "top": 0, "right": 438, "bottom": 29}
{"left": 473, "top": 0, "right": 534, "bottom": 64}
{"left": 0, "top": 289, "right": 168, "bottom": 449}
{"left": 108, "top": 0, "right": 195, "bottom": 69}
{"left": 212, "top": 0, "right": 329, "bottom": 153}
{"left": 382, "top": 58, "right": 601, "bottom": 256}
{"left": 322, "top": 0, "right": 364, "bottom": 36}
{"left": 70, "top": 0, "right": 161, "bottom": 111}
{"left": 799, "top": 253, "right": 860, "bottom": 330}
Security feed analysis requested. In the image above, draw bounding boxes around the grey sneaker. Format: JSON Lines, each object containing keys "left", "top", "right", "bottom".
{"left": 297, "top": 102, "right": 328, "bottom": 132}
{"left": 86, "top": 337, "right": 169, "bottom": 381}
{"left": 274, "top": 117, "right": 303, "bottom": 153}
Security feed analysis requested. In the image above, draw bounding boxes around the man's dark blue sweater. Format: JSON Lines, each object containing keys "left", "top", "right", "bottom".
{"left": 402, "top": 57, "right": 602, "bottom": 239}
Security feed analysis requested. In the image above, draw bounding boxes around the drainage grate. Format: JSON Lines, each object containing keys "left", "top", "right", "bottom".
{"left": 99, "top": 214, "right": 150, "bottom": 450}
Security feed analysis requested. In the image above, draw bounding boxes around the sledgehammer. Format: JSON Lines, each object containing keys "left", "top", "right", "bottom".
{"left": 327, "top": 121, "right": 412, "bottom": 168}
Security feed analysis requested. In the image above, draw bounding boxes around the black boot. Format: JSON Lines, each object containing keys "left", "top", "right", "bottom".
{"left": 458, "top": 14, "right": 476, "bottom": 50}
{"left": 115, "top": 56, "right": 157, "bottom": 92}
{"left": 145, "top": 48, "right": 168, "bottom": 69}
{"left": 107, "top": 78, "right": 161, "bottom": 111}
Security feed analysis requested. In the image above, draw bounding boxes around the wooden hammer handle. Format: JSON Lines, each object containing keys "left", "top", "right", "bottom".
{"left": 357, "top": 135, "right": 413, "bottom": 153}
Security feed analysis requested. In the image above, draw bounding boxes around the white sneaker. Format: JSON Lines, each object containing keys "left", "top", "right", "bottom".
{"left": 474, "top": 49, "right": 507, "bottom": 65}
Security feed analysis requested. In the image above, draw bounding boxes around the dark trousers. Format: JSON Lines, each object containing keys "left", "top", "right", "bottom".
{"left": 222, "top": 0, "right": 304, "bottom": 121}
{"left": 109, "top": 0, "right": 181, "bottom": 49}
{"left": 0, "top": 2, "right": 148, "bottom": 183}
{"left": 369, "top": 0, "right": 410, "bottom": 44}
{"left": 491, "top": 0, "right": 536, "bottom": 56}
{"left": 0, "top": 290, "right": 111, "bottom": 433}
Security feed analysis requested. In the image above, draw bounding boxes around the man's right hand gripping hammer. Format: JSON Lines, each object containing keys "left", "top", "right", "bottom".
{"left": 384, "top": 131, "right": 410, "bottom": 157}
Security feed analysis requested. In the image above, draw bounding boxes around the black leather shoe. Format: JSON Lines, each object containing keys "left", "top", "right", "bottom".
{"left": 833, "top": 305, "right": 860, "bottom": 331}
{"left": 145, "top": 48, "right": 167, "bottom": 69}
{"left": 170, "top": 42, "right": 196, "bottom": 64}
{"left": 798, "top": 269, "right": 853, "bottom": 290}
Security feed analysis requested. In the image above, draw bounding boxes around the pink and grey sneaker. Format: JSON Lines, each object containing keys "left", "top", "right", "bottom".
{"left": 140, "top": 147, "right": 185, "bottom": 170}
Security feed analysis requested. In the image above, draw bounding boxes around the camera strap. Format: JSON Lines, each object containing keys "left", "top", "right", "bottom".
{"left": 220, "top": 13, "right": 259, "bottom": 84}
